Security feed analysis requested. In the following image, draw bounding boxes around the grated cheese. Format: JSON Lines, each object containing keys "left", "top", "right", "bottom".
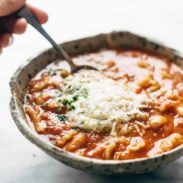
{"left": 58, "top": 70, "right": 148, "bottom": 133}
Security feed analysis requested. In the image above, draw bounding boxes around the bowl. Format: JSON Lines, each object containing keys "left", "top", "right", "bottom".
{"left": 10, "top": 31, "right": 183, "bottom": 174}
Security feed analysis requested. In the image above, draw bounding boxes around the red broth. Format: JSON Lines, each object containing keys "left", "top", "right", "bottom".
{"left": 24, "top": 49, "right": 183, "bottom": 160}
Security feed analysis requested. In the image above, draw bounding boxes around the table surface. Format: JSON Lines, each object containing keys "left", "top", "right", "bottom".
{"left": 1, "top": 0, "right": 183, "bottom": 182}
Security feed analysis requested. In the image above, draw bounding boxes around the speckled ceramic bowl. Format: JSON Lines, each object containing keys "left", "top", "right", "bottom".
{"left": 10, "top": 31, "right": 183, "bottom": 174}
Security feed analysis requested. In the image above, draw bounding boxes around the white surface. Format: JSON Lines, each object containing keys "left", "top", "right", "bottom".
{"left": 1, "top": 0, "right": 183, "bottom": 182}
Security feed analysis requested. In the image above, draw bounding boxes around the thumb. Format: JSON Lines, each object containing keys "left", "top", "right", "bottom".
{"left": 0, "top": 0, "right": 26, "bottom": 16}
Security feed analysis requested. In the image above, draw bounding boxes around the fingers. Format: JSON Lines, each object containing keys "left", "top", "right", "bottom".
{"left": 13, "top": 4, "right": 48, "bottom": 33}
{"left": 13, "top": 18, "right": 27, "bottom": 34}
{"left": 0, "top": 4, "right": 48, "bottom": 34}
{"left": 0, "top": 16, "right": 17, "bottom": 33}
{"left": 0, "top": 33, "right": 12, "bottom": 48}
{"left": 0, "top": 0, "right": 26, "bottom": 16}
{"left": 0, "top": 1, "right": 48, "bottom": 52}
{"left": 27, "top": 4, "right": 48, "bottom": 24}
{"left": 0, "top": 16, "right": 27, "bottom": 34}
{"left": 0, "top": 0, "right": 48, "bottom": 24}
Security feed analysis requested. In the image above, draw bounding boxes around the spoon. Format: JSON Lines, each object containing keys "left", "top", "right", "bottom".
{"left": 16, "top": 6, "right": 96, "bottom": 72}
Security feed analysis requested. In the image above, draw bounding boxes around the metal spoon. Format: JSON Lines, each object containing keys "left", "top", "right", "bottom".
{"left": 16, "top": 6, "right": 96, "bottom": 72}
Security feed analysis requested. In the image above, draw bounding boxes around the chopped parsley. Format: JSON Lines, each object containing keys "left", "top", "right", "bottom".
{"left": 62, "top": 98, "right": 73, "bottom": 105}
{"left": 71, "top": 126, "right": 80, "bottom": 132}
{"left": 57, "top": 98, "right": 76, "bottom": 111}
{"left": 73, "top": 95, "right": 79, "bottom": 101}
{"left": 26, "top": 95, "right": 31, "bottom": 101}
{"left": 67, "top": 85, "right": 81, "bottom": 94}
{"left": 55, "top": 85, "right": 88, "bottom": 113}
{"left": 49, "top": 69, "right": 59, "bottom": 76}
{"left": 80, "top": 88, "right": 88, "bottom": 98}
{"left": 55, "top": 106, "right": 62, "bottom": 113}
{"left": 80, "top": 121, "right": 85, "bottom": 125}
{"left": 43, "top": 102, "right": 49, "bottom": 107}
{"left": 57, "top": 115, "right": 68, "bottom": 122}
{"left": 58, "top": 99, "right": 62, "bottom": 103}
{"left": 69, "top": 105, "right": 76, "bottom": 110}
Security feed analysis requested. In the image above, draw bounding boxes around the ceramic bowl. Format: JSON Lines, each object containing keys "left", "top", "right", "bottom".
{"left": 10, "top": 31, "right": 183, "bottom": 174}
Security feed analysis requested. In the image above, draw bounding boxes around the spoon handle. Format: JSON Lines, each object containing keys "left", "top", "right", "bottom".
{"left": 16, "top": 6, "right": 74, "bottom": 68}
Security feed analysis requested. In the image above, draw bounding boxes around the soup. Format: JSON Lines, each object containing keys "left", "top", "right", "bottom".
{"left": 24, "top": 49, "right": 183, "bottom": 160}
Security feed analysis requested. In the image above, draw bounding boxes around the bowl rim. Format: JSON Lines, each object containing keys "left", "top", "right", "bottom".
{"left": 9, "top": 31, "right": 183, "bottom": 165}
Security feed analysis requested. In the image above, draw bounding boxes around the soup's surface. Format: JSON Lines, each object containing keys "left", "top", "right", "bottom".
{"left": 24, "top": 49, "right": 183, "bottom": 160}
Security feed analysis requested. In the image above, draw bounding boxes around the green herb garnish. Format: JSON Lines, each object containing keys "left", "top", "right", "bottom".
{"left": 60, "top": 98, "right": 76, "bottom": 111}
{"left": 55, "top": 107, "right": 62, "bottom": 113}
{"left": 80, "top": 88, "right": 88, "bottom": 98}
{"left": 73, "top": 95, "right": 79, "bottom": 101}
{"left": 49, "top": 69, "right": 57, "bottom": 76}
{"left": 71, "top": 126, "right": 80, "bottom": 132}
{"left": 69, "top": 105, "right": 76, "bottom": 110}
{"left": 67, "top": 85, "right": 81, "bottom": 94}
{"left": 58, "top": 99, "right": 62, "bottom": 103}
{"left": 43, "top": 102, "right": 49, "bottom": 107}
{"left": 62, "top": 98, "right": 73, "bottom": 105}
{"left": 26, "top": 95, "right": 31, "bottom": 101}
{"left": 80, "top": 121, "right": 85, "bottom": 125}
{"left": 57, "top": 115, "right": 68, "bottom": 122}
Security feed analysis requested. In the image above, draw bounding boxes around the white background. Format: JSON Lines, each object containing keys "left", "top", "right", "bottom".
{"left": 1, "top": 0, "right": 183, "bottom": 182}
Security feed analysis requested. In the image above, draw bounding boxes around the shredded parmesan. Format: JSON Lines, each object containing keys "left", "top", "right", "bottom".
{"left": 58, "top": 70, "right": 148, "bottom": 133}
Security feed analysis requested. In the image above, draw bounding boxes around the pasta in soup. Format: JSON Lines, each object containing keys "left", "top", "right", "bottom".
{"left": 24, "top": 49, "right": 183, "bottom": 160}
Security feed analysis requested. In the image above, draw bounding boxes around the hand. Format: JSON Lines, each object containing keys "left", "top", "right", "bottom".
{"left": 0, "top": 0, "right": 48, "bottom": 52}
